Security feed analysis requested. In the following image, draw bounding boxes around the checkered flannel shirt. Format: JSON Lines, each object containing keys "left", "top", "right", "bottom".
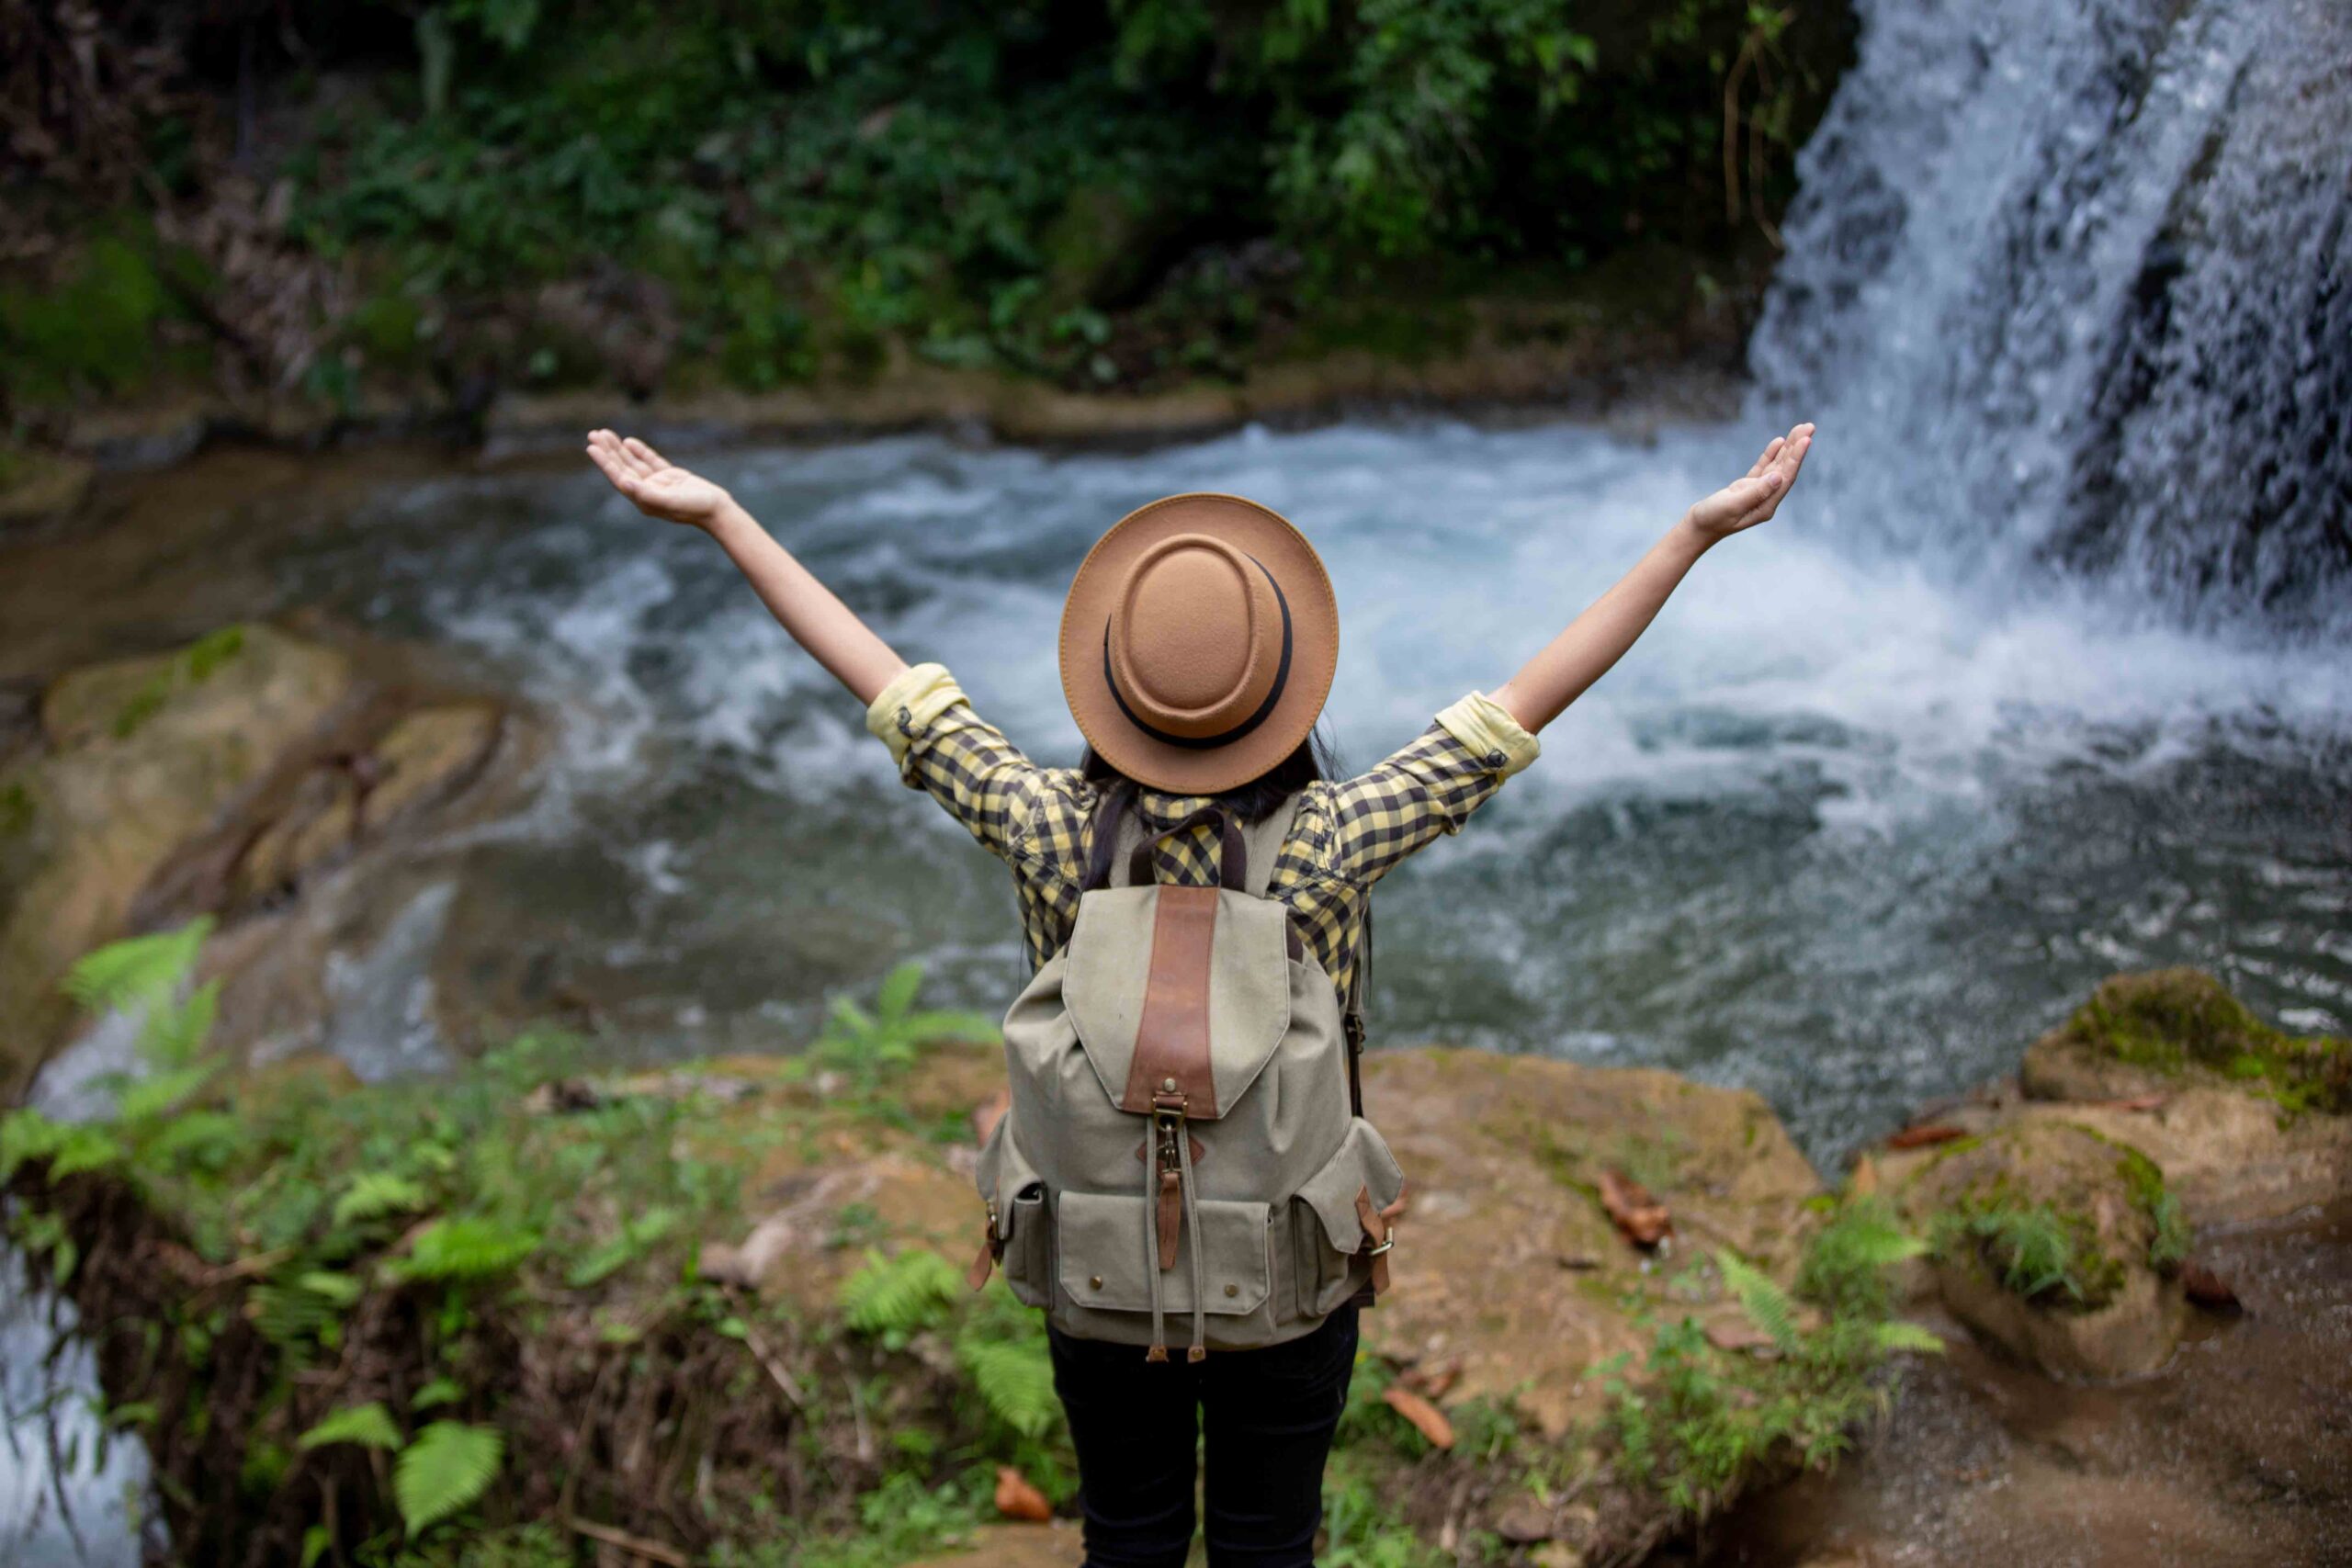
{"left": 865, "top": 664, "right": 1540, "bottom": 1005}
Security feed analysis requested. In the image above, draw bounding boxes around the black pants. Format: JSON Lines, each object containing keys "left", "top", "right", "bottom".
{"left": 1046, "top": 1305, "right": 1359, "bottom": 1568}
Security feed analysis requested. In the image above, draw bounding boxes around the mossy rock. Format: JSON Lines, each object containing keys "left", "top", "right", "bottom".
{"left": 2022, "top": 969, "right": 2349, "bottom": 1118}
{"left": 1901, "top": 1121, "right": 2188, "bottom": 1380}
{"left": 0, "top": 625, "right": 356, "bottom": 1092}
{"left": 0, "top": 217, "right": 212, "bottom": 409}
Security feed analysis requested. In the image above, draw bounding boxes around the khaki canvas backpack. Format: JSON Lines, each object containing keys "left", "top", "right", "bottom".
{"left": 969, "top": 786, "right": 1408, "bottom": 1360}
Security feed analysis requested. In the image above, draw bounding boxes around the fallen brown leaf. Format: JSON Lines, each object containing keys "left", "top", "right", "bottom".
{"left": 1599, "top": 1168, "right": 1672, "bottom": 1247}
{"left": 1382, "top": 1385, "right": 1454, "bottom": 1450}
{"left": 994, "top": 1464, "right": 1052, "bottom": 1522}
{"left": 2181, "top": 1262, "right": 2241, "bottom": 1313}
{"left": 1401, "top": 1354, "right": 1464, "bottom": 1401}
{"left": 1703, "top": 1317, "right": 1778, "bottom": 1353}
{"left": 1886, "top": 1123, "right": 1967, "bottom": 1150}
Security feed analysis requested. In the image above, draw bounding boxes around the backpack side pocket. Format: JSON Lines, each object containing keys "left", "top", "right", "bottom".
{"left": 977, "top": 1110, "right": 1052, "bottom": 1308}
{"left": 1290, "top": 1118, "right": 1406, "bottom": 1318}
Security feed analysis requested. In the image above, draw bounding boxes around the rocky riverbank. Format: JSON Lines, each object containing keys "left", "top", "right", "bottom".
{"left": 5, "top": 948, "right": 2344, "bottom": 1565}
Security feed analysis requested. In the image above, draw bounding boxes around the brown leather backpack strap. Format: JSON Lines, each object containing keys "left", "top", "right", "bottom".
{"left": 1344, "top": 900, "right": 1373, "bottom": 1118}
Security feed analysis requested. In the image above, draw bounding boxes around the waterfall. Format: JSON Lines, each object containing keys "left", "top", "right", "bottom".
{"left": 1751, "top": 0, "right": 2351, "bottom": 626}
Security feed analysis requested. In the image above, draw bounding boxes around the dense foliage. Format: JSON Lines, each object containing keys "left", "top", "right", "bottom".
{"left": 1, "top": 0, "right": 1849, "bottom": 407}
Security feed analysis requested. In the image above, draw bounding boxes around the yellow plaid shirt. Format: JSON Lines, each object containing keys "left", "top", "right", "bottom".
{"left": 865, "top": 664, "right": 1540, "bottom": 1006}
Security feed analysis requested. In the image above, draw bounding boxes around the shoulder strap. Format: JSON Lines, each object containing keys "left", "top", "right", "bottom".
{"left": 1345, "top": 901, "right": 1372, "bottom": 1118}
{"left": 1238, "top": 794, "right": 1303, "bottom": 897}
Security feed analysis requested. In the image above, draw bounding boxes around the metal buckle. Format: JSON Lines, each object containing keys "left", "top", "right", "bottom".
{"left": 1366, "top": 1227, "right": 1395, "bottom": 1258}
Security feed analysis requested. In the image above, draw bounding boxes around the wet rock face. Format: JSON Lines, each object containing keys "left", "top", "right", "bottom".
{"left": 0, "top": 623, "right": 513, "bottom": 1093}
{"left": 0, "top": 625, "right": 352, "bottom": 1091}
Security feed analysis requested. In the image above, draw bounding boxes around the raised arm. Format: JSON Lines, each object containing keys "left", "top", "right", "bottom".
{"left": 585, "top": 429, "right": 908, "bottom": 705}
{"left": 1491, "top": 423, "right": 1815, "bottom": 733}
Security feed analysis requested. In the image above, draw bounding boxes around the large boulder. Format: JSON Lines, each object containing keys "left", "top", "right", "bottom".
{"left": 1896, "top": 1121, "right": 2189, "bottom": 1381}
{"left": 0, "top": 624, "right": 513, "bottom": 1093}
{"left": 0, "top": 625, "right": 352, "bottom": 1090}
{"left": 2018, "top": 970, "right": 2352, "bottom": 1224}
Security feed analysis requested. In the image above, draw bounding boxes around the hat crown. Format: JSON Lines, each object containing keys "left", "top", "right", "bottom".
{"left": 1106, "top": 534, "right": 1281, "bottom": 740}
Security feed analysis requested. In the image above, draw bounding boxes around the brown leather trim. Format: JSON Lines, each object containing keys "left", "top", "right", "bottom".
{"left": 967, "top": 1231, "right": 996, "bottom": 1292}
{"left": 1119, "top": 885, "right": 1222, "bottom": 1117}
{"left": 1157, "top": 1170, "right": 1183, "bottom": 1270}
{"left": 1354, "top": 1183, "right": 1407, "bottom": 1295}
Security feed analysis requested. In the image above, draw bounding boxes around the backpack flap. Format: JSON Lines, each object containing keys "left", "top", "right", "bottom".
{"left": 1060, "top": 884, "right": 1295, "bottom": 1121}
{"left": 1296, "top": 1118, "right": 1407, "bottom": 1258}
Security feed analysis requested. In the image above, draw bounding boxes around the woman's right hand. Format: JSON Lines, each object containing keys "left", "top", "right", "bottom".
{"left": 586, "top": 429, "right": 733, "bottom": 529}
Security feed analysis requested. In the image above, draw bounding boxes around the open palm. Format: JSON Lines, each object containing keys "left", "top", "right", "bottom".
{"left": 585, "top": 429, "right": 730, "bottom": 527}
{"left": 1685, "top": 423, "right": 1815, "bottom": 542}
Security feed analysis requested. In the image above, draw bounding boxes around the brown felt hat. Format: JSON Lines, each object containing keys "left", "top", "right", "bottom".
{"left": 1059, "top": 493, "right": 1339, "bottom": 795}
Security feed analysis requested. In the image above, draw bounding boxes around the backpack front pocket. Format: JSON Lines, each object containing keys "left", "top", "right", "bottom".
{"left": 1054, "top": 1190, "right": 1271, "bottom": 1315}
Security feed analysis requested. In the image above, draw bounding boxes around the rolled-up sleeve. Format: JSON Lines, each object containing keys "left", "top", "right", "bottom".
{"left": 1431, "top": 691, "right": 1541, "bottom": 781}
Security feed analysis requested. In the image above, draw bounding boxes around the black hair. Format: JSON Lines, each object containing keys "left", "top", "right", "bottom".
{"left": 1080, "top": 722, "right": 1342, "bottom": 825}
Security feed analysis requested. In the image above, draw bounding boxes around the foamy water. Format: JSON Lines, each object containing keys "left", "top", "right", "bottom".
{"left": 253, "top": 414, "right": 2352, "bottom": 1157}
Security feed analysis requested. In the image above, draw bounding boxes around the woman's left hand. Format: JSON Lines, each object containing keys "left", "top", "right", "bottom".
{"left": 1681, "top": 422, "right": 1815, "bottom": 546}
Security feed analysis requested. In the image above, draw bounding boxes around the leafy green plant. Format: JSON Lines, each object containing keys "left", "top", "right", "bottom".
{"left": 298, "top": 1402, "right": 405, "bottom": 1452}
{"left": 811, "top": 961, "right": 999, "bottom": 1093}
{"left": 1935, "top": 1202, "right": 2104, "bottom": 1306}
{"left": 393, "top": 1419, "right": 504, "bottom": 1534}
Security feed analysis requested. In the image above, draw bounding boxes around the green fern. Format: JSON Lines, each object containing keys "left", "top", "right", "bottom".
{"left": 1715, "top": 1249, "right": 1799, "bottom": 1353}
{"left": 1871, "top": 1321, "right": 1946, "bottom": 1356}
{"left": 333, "top": 1171, "right": 429, "bottom": 1228}
{"left": 0, "top": 1110, "right": 70, "bottom": 1181}
{"left": 956, "top": 1332, "right": 1058, "bottom": 1438}
{"left": 137, "top": 978, "right": 220, "bottom": 1070}
{"left": 813, "top": 963, "right": 1000, "bottom": 1090}
{"left": 410, "top": 1377, "right": 464, "bottom": 1412}
{"left": 839, "top": 1247, "right": 962, "bottom": 1339}
{"left": 60, "top": 919, "right": 212, "bottom": 1013}
{"left": 115, "top": 1058, "right": 221, "bottom": 1122}
{"left": 393, "top": 1420, "right": 503, "bottom": 1534}
{"left": 1797, "top": 1199, "right": 1928, "bottom": 1317}
{"left": 395, "top": 1217, "right": 540, "bottom": 1281}
{"left": 297, "top": 1401, "right": 404, "bottom": 1452}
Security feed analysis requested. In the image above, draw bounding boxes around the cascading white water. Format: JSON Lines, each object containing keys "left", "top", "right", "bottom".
{"left": 1752, "top": 0, "right": 2351, "bottom": 624}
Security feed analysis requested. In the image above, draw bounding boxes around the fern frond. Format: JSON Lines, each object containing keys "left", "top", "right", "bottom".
{"left": 1871, "top": 1321, "right": 1946, "bottom": 1356}
{"left": 60, "top": 919, "right": 212, "bottom": 1013}
{"left": 333, "top": 1172, "right": 429, "bottom": 1228}
{"left": 0, "top": 1109, "right": 70, "bottom": 1180}
{"left": 396, "top": 1217, "right": 539, "bottom": 1281}
{"left": 115, "top": 1058, "right": 221, "bottom": 1122}
{"left": 393, "top": 1420, "right": 503, "bottom": 1534}
{"left": 250, "top": 1281, "right": 342, "bottom": 1348}
{"left": 838, "top": 1248, "right": 961, "bottom": 1337}
{"left": 296, "top": 1270, "right": 363, "bottom": 1307}
{"left": 956, "top": 1334, "right": 1059, "bottom": 1438}
{"left": 1715, "top": 1249, "right": 1800, "bottom": 1353}
{"left": 297, "top": 1402, "right": 404, "bottom": 1452}
{"left": 410, "top": 1377, "right": 464, "bottom": 1411}
{"left": 46, "top": 1125, "right": 126, "bottom": 1179}
{"left": 138, "top": 979, "right": 221, "bottom": 1069}
{"left": 875, "top": 960, "right": 924, "bottom": 1024}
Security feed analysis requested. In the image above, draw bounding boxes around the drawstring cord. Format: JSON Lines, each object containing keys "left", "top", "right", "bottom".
{"left": 1144, "top": 1119, "right": 1169, "bottom": 1362}
{"left": 1177, "top": 1120, "right": 1206, "bottom": 1361}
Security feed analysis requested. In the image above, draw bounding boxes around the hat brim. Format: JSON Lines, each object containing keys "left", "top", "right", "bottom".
{"left": 1059, "top": 493, "right": 1338, "bottom": 795}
